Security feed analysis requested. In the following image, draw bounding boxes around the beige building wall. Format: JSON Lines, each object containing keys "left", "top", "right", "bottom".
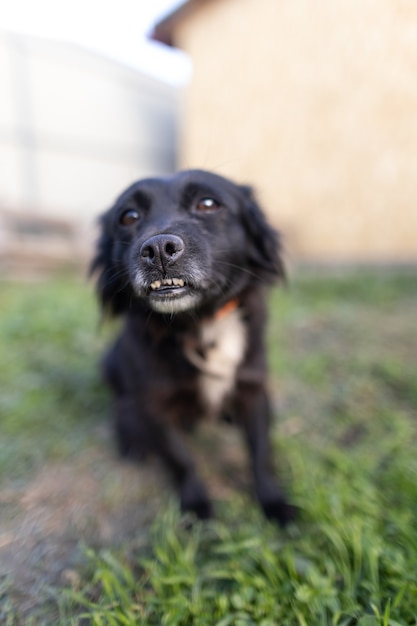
{"left": 173, "top": 0, "right": 417, "bottom": 263}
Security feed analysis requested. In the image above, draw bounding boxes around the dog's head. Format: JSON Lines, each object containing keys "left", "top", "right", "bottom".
{"left": 91, "top": 169, "right": 285, "bottom": 315}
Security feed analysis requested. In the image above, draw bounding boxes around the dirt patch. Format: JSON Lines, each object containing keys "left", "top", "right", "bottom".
{"left": 0, "top": 444, "right": 165, "bottom": 618}
{"left": 0, "top": 422, "right": 251, "bottom": 620}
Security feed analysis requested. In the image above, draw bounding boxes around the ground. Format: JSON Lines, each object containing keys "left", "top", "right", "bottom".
{"left": 0, "top": 269, "right": 416, "bottom": 625}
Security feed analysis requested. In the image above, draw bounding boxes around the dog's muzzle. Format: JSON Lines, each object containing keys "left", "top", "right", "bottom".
{"left": 138, "top": 233, "right": 202, "bottom": 314}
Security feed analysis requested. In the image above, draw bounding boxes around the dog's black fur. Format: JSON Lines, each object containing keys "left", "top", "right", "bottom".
{"left": 92, "top": 169, "right": 295, "bottom": 525}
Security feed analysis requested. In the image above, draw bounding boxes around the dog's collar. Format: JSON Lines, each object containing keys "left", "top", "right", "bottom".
{"left": 212, "top": 298, "right": 240, "bottom": 321}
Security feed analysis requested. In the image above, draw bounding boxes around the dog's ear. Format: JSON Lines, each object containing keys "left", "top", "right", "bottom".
{"left": 90, "top": 210, "right": 132, "bottom": 315}
{"left": 239, "top": 186, "right": 286, "bottom": 282}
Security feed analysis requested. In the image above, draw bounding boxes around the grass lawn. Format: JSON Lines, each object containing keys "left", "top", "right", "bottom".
{"left": 0, "top": 269, "right": 416, "bottom": 625}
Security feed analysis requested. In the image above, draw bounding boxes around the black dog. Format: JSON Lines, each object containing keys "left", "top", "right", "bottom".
{"left": 92, "top": 169, "right": 295, "bottom": 525}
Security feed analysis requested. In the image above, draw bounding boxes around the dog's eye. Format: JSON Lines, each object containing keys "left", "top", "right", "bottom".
{"left": 196, "top": 197, "right": 221, "bottom": 212}
{"left": 120, "top": 209, "right": 140, "bottom": 226}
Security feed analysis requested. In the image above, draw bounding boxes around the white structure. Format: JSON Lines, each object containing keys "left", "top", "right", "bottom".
{"left": 0, "top": 31, "right": 179, "bottom": 269}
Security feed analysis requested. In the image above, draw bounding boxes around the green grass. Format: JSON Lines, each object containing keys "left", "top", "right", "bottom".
{"left": 0, "top": 275, "right": 110, "bottom": 478}
{"left": 1, "top": 269, "right": 417, "bottom": 625}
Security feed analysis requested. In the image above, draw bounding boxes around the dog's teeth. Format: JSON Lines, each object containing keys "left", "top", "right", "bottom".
{"left": 150, "top": 278, "right": 185, "bottom": 291}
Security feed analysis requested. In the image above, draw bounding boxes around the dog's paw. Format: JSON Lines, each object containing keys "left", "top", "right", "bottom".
{"left": 180, "top": 477, "right": 213, "bottom": 520}
{"left": 183, "top": 498, "right": 213, "bottom": 521}
{"left": 261, "top": 497, "right": 298, "bottom": 527}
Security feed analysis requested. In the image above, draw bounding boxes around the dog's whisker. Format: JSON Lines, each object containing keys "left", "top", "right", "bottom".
{"left": 213, "top": 260, "right": 269, "bottom": 282}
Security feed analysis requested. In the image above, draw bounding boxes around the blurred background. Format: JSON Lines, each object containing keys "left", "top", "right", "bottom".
{"left": 1, "top": 0, "right": 417, "bottom": 274}
{"left": 1, "top": 4, "right": 417, "bottom": 619}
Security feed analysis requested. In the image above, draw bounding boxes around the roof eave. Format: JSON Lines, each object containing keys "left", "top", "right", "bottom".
{"left": 150, "top": 0, "right": 208, "bottom": 47}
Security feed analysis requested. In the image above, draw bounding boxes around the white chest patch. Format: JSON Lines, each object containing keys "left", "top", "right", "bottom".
{"left": 198, "top": 308, "right": 247, "bottom": 418}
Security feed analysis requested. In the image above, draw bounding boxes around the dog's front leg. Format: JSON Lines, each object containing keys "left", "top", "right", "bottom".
{"left": 114, "top": 392, "right": 212, "bottom": 519}
{"left": 133, "top": 412, "right": 212, "bottom": 520}
{"left": 157, "top": 426, "right": 213, "bottom": 520}
{"left": 236, "top": 385, "right": 296, "bottom": 526}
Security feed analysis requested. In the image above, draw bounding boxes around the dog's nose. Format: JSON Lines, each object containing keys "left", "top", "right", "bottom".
{"left": 140, "top": 234, "right": 185, "bottom": 268}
